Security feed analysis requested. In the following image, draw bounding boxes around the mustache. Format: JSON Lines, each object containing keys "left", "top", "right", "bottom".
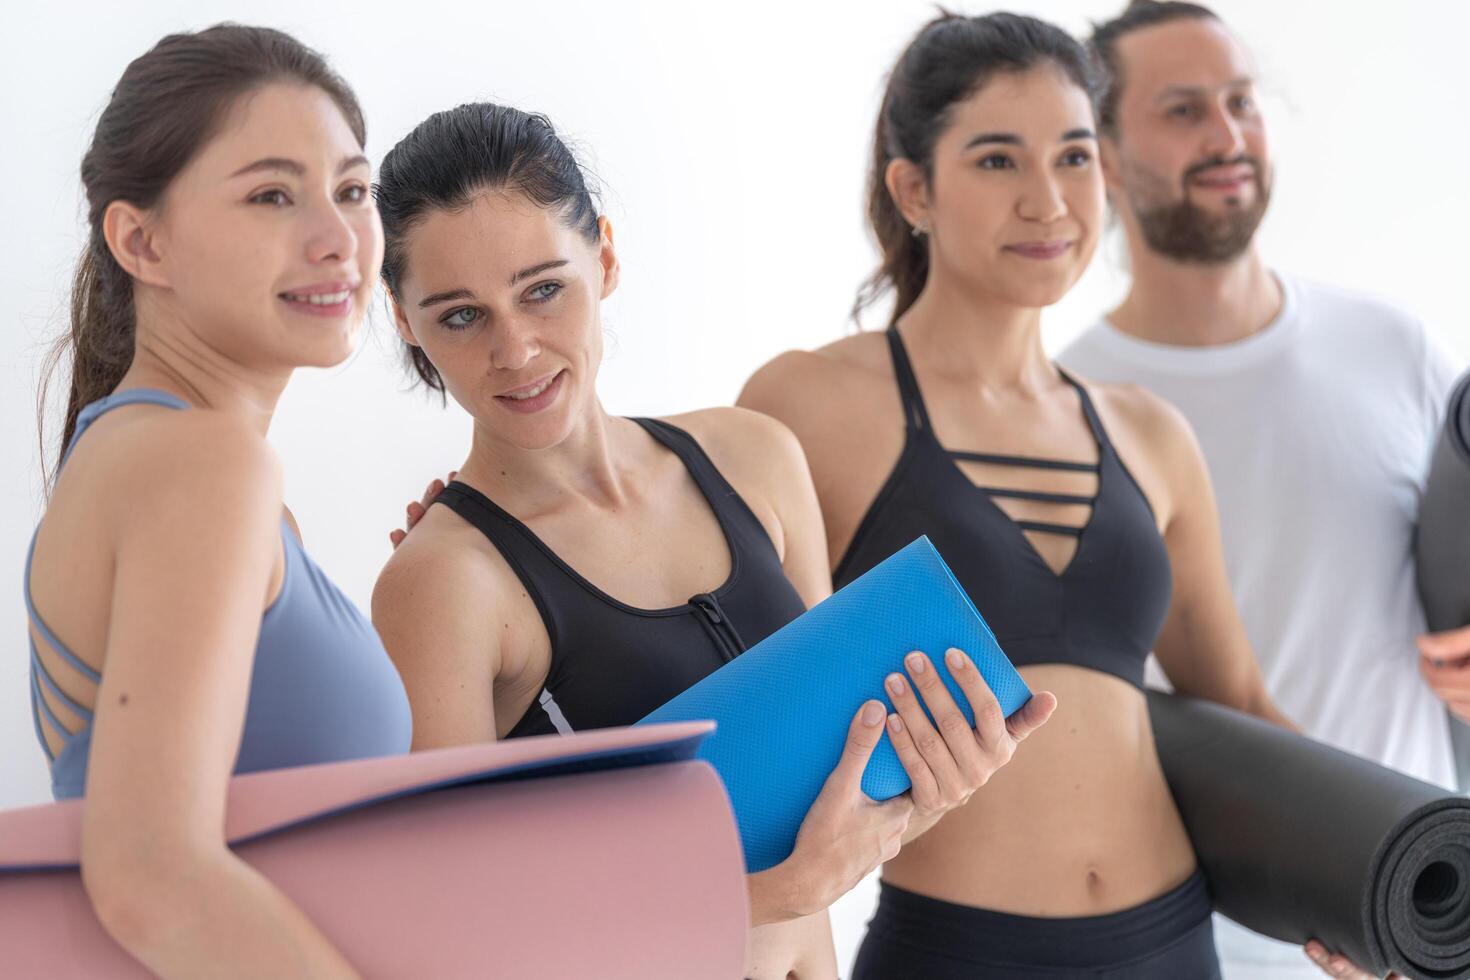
{"left": 1184, "top": 155, "right": 1263, "bottom": 181}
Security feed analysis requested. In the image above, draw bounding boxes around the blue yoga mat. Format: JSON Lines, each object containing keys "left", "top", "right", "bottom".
{"left": 640, "top": 536, "right": 1030, "bottom": 872}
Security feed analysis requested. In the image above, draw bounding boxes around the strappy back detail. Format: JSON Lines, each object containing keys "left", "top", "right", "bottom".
{"left": 833, "top": 328, "right": 1173, "bottom": 690}
{"left": 26, "top": 388, "right": 411, "bottom": 798}
{"left": 27, "top": 390, "right": 189, "bottom": 763}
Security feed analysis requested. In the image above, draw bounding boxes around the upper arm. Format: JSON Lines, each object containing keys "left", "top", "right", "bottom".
{"left": 372, "top": 537, "right": 504, "bottom": 750}
{"left": 1109, "top": 388, "right": 1270, "bottom": 711}
{"left": 82, "top": 415, "right": 284, "bottom": 878}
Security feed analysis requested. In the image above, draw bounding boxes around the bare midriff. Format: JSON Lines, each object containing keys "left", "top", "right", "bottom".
{"left": 881, "top": 664, "right": 1197, "bottom": 917}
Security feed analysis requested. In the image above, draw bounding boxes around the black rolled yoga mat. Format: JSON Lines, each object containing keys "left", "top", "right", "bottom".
{"left": 1148, "top": 691, "right": 1470, "bottom": 980}
{"left": 1416, "top": 368, "right": 1470, "bottom": 792}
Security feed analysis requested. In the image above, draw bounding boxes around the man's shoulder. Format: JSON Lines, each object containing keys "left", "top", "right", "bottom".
{"left": 1286, "top": 272, "right": 1427, "bottom": 343}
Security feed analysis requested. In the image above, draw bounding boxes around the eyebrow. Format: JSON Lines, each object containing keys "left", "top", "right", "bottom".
{"left": 1156, "top": 77, "right": 1255, "bottom": 101}
{"left": 230, "top": 153, "right": 371, "bottom": 179}
{"left": 964, "top": 128, "right": 1097, "bottom": 150}
{"left": 510, "top": 259, "right": 569, "bottom": 286}
{"left": 417, "top": 260, "right": 573, "bottom": 308}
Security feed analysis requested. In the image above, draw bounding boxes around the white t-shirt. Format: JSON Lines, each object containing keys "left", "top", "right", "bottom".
{"left": 1059, "top": 272, "right": 1464, "bottom": 979}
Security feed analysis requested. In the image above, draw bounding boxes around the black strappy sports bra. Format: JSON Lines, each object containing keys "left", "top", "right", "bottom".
{"left": 434, "top": 417, "right": 808, "bottom": 737}
{"left": 833, "top": 327, "right": 1173, "bottom": 689}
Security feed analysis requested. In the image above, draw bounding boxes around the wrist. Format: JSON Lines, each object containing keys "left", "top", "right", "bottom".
{"left": 748, "top": 855, "right": 825, "bottom": 925}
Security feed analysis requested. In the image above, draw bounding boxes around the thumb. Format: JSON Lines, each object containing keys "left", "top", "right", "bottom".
{"left": 1006, "top": 691, "right": 1058, "bottom": 743}
{"left": 829, "top": 700, "right": 888, "bottom": 796}
{"left": 1418, "top": 624, "right": 1470, "bottom": 663}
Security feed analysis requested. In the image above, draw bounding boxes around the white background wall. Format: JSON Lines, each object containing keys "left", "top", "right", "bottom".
{"left": 2, "top": 0, "right": 1466, "bottom": 970}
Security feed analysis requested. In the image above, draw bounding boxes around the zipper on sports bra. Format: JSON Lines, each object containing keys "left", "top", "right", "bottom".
{"left": 689, "top": 592, "right": 747, "bottom": 664}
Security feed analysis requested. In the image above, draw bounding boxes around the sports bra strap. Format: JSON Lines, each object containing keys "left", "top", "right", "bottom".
{"left": 885, "top": 327, "right": 933, "bottom": 432}
{"left": 1056, "top": 366, "right": 1110, "bottom": 451}
{"left": 61, "top": 388, "right": 191, "bottom": 469}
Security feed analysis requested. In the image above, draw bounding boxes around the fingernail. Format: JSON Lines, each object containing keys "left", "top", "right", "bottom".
{"left": 888, "top": 714, "right": 904, "bottom": 734}
{"left": 946, "top": 648, "right": 968, "bottom": 671}
{"left": 886, "top": 673, "right": 906, "bottom": 696}
{"left": 906, "top": 652, "right": 927, "bottom": 675}
{"left": 862, "top": 701, "right": 885, "bottom": 726}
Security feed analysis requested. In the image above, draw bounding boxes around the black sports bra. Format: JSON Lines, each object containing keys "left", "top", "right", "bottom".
{"left": 434, "top": 417, "right": 808, "bottom": 736}
{"left": 833, "top": 327, "right": 1172, "bottom": 689}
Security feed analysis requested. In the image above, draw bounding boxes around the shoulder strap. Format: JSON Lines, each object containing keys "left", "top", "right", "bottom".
{"left": 61, "top": 388, "right": 191, "bottom": 469}
{"left": 631, "top": 418, "right": 740, "bottom": 505}
{"left": 1054, "top": 366, "right": 1110, "bottom": 452}
{"left": 886, "top": 327, "right": 933, "bottom": 431}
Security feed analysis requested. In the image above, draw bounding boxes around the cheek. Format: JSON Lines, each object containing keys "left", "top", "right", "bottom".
{"left": 353, "top": 210, "right": 385, "bottom": 277}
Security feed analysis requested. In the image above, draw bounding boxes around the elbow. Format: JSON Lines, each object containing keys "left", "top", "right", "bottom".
{"left": 81, "top": 841, "right": 207, "bottom": 958}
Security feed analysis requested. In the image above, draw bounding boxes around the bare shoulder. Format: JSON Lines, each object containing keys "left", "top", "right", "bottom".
{"left": 738, "top": 331, "right": 891, "bottom": 413}
{"left": 663, "top": 405, "right": 803, "bottom": 468}
{"left": 1078, "top": 377, "right": 1198, "bottom": 458}
{"left": 372, "top": 508, "right": 508, "bottom": 628}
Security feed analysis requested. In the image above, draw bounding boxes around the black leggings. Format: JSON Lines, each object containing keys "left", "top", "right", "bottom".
{"left": 851, "top": 872, "right": 1220, "bottom": 979}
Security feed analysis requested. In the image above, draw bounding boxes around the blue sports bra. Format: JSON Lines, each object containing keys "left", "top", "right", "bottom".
{"left": 25, "top": 388, "right": 412, "bottom": 800}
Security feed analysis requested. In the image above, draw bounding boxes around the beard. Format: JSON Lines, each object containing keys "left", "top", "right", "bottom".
{"left": 1121, "top": 154, "right": 1271, "bottom": 264}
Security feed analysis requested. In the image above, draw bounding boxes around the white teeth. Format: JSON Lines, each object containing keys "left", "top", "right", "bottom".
{"left": 505, "top": 377, "right": 554, "bottom": 400}
{"left": 283, "top": 290, "right": 351, "bottom": 305}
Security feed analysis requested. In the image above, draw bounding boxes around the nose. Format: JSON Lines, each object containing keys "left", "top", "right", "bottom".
{"left": 304, "top": 197, "right": 358, "bottom": 266}
{"left": 489, "top": 317, "right": 542, "bottom": 372}
{"left": 1016, "top": 168, "right": 1067, "bottom": 224}
{"left": 1202, "top": 102, "right": 1246, "bottom": 161}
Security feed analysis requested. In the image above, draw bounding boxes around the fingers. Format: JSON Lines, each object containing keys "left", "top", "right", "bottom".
{"left": 389, "top": 529, "right": 406, "bottom": 550}
{"left": 1418, "top": 624, "right": 1470, "bottom": 663}
{"left": 1303, "top": 941, "right": 1378, "bottom": 979}
{"left": 1006, "top": 690, "right": 1058, "bottom": 743}
{"left": 884, "top": 711, "right": 942, "bottom": 812}
{"left": 886, "top": 656, "right": 966, "bottom": 791}
{"left": 828, "top": 700, "right": 888, "bottom": 796}
{"left": 1420, "top": 656, "right": 1470, "bottom": 719}
{"left": 419, "top": 478, "right": 446, "bottom": 512}
{"left": 941, "top": 647, "right": 1007, "bottom": 751}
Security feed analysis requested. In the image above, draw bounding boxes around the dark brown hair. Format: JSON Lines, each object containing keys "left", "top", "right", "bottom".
{"left": 1090, "top": 1, "right": 1219, "bottom": 137}
{"left": 40, "top": 23, "right": 366, "bottom": 477}
{"left": 855, "top": 11, "right": 1098, "bottom": 327}
{"left": 375, "top": 103, "right": 601, "bottom": 395}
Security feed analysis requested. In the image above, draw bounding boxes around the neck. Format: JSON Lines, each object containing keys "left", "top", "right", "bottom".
{"left": 897, "top": 267, "right": 1055, "bottom": 392}
{"left": 456, "top": 397, "right": 632, "bottom": 515}
{"left": 1109, "top": 239, "right": 1282, "bottom": 347}
{"left": 120, "top": 299, "right": 291, "bottom": 436}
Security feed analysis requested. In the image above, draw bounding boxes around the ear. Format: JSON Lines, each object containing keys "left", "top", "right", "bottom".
{"left": 596, "top": 215, "right": 620, "bottom": 300}
{"left": 883, "top": 157, "right": 931, "bottom": 231}
{"left": 101, "top": 200, "right": 169, "bottom": 288}
{"left": 1098, "top": 135, "right": 1126, "bottom": 196}
{"left": 389, "top": 292, "right": 420, "bottom": 348}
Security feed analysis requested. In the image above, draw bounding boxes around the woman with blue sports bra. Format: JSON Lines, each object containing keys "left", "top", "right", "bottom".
{"left": 25, "top": 25, "right": 408, "bottom": 978}
{"left": 371, "top": 103, "right": 1056, "bottom": 980}
{"left": 740, "top": 12, "right": 1301, "bottom": 979}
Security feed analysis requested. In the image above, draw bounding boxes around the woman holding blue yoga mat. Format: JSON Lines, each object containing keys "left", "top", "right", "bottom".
{"left": 23, "top": 25, "right": 411, "bottom": 978}
{"left": 741, "top": 12, "right": 1307, "bottom": 978}
{"left": 370, "top": 102, "right": 1056, "bottom": 979}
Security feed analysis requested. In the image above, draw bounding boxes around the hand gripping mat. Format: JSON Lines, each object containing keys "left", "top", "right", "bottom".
{"left": 1416, "top": 368, "right": 1470, "bottom": 791}
{"left": 0, "top": 722, "right": 748, "bottom": 979}
{"left": 1149, "top": 691, "right": 1470, "bottom": 980}
{"left": 640, "top": 536, "right": 1031, "bottom": 872}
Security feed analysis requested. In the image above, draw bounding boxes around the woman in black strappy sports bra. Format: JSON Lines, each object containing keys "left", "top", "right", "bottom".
{"left": 368, "top": 103, "right": 1055, "bottom": 980}
{"left": 742, "top": 13, "right": 1296, "bottom": 979}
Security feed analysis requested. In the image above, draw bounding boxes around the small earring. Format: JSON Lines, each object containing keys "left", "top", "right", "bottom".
{"left": 911, "top": 219, "right": 930, "bottom": 238}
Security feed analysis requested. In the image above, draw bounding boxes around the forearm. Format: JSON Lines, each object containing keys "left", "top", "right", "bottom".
{"left": 92, "top": 852, "right": 360, "bottom": 979}
{"left": 900, "top": 807, "right": 944, "bottom": 845}
{"left": 747, "top": 863, "right": 808, "bottom": 927}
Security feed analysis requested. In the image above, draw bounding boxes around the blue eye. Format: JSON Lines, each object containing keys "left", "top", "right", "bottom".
{"left": 440, "top": 307, "right": 481, "bottom": 330}
{"left": 978, "top": 154, "right": 1014, "bottom": 170}
{"left": 249, "top": 189, "right": 291, "bottom": 206}
{"left": 526, "top": 281, "right": 563, "bottom": 303}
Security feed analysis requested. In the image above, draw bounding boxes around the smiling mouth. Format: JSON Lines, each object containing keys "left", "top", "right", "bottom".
{"left": 280, "top": 289, "right": 353, "bottom": 305}
{"left": 501, "top": 375, "right": 557, "bottom": 401}
{"left": 1004, "top": 241, "right": 1074, "bottom": 260}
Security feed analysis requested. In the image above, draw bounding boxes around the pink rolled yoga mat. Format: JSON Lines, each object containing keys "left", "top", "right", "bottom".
{"left": 0, "top": 722, "right": 748, "bottom": 979}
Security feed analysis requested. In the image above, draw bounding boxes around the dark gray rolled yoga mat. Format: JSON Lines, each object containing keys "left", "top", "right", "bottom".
{"left": 1416, "top": 369, "right": 1470, "bottom": 792}
{"left": 1148, "top": 691, "right": 1470, "bottom": 980}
